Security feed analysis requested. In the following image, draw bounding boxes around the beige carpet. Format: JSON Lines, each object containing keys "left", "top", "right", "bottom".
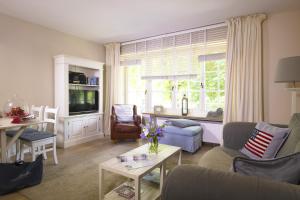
{"left": 0, "top": 138, "right": 213, "bottom": 200}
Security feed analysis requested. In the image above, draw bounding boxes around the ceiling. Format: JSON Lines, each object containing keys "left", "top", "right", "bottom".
{"left": 0, "top": 0, "right": 300, "bottom": 44}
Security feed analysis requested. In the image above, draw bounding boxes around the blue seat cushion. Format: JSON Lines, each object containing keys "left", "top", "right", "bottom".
{"left": 6, "top": 128, "right": 38, "bottom": 137}
{"left": 163, "top": 125, "right": 202, "bottom": 137}
{"left": 19, "top": 131, "right": 55, "bottom": 142}
{"left": 165, "top": 119, "right": 200, "bottom": 128}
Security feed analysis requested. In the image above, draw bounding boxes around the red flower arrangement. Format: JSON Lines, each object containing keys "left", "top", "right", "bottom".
{"left": 5, "top": 107, "right": 29, "bottom": 124}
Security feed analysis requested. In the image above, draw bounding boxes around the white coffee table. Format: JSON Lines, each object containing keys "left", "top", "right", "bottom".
{"left": 99, "top": 144, "right": 181, "bottom": 200}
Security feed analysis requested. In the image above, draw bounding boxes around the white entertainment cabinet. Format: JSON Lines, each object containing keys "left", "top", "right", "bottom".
{"left": 54, "top": 55, "right": 104, "bottom": 148}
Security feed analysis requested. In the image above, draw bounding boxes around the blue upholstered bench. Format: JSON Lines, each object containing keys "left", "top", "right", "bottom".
{"left": 159, "top": 119, "right": 203, "bottom": 153}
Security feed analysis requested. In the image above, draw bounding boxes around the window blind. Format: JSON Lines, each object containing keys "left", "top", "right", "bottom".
{"left": 120, "top": 24, "right": 227, "bottom": 80}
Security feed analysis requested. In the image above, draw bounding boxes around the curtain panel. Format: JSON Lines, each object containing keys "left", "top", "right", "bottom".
{"left": 223, "top": 14, "right": 266, "bottom": 124}
{"left": 104, "top": 43, "right": 124, "bottom": 135}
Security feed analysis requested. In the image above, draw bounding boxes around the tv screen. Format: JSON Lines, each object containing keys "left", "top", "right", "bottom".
{"left": 69, "top": 90, "right": 99, "bottom": 115}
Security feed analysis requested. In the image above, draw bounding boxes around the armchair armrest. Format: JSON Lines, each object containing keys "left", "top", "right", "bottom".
{"left": 111, "top": 114, "right": 118, "bottom": 128}
{"left": 133, "top": 115, "right": 141, "bottom": 126}
{"left": 162, "top": 165, "right": 300, "bottom": 200}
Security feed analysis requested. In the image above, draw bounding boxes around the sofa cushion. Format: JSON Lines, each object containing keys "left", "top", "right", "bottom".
{"left": 233, "top": 152, "right": 300, "bottom": 184}
{"left": 198, "top": 147, "right": 246, "bottom": 172}
{"left": 115, "top": 123, "right": 139, "bottom": 133}
{"left": 240, "top": 122, "right": 290, "bottom": 160}
{"left": 165, "top": 119, "right": 200, "bottom": 128}
{"left": 163, "top": 125, "right": 202, "bottom": 137}
{"left": 277, "top": 113, "right": 300, "bottom": 157}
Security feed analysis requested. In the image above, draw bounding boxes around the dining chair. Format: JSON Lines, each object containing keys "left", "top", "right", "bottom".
{"left": 6, "top": 105, "right": 44, "bottom": 160}
{"left": 20, "top": 106, "right": 59, "bottom": 164}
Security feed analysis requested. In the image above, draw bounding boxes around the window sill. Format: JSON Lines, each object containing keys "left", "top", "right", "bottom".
{"left": 142, "top": 112, "right": 223, "bottom": 123}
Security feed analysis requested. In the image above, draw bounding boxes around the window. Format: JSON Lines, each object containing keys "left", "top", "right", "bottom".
{"left": 121, "top": 25, "right": 227, "bottom": 116}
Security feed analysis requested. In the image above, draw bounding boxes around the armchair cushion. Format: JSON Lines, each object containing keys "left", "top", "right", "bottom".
{"left": 115, "top": 123, "right": 139, "bottom": 133}
{"left": 114, "top": 105, "right": 134, "bottom": 122}
{"left": 233, "top": 152, "right": 300, "bottom": 184}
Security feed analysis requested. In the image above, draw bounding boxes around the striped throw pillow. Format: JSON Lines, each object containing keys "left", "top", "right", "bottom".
{"left": 241, "top": 122, "right": 290, "bottom": 160}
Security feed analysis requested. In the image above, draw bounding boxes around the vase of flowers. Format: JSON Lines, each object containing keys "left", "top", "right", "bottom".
{"left": 141, "top": 119, "right": 164, "bottom": 154}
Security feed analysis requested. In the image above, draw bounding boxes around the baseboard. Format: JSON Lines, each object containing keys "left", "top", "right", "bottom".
{"left": 58, "top": 134, "right": 105, "bottom": 148}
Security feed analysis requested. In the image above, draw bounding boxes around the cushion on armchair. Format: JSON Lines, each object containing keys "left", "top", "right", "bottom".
{"left": 233, "top": 152, "right": 300, "bottom": 184}
{"left": 240, "top": 122, "right": 290, "bottom": 160}
{"left": 114, "top": 105, "right": 134, "bottom": 122}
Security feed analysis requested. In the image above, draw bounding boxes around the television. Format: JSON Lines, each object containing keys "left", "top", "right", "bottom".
{"left": 69, "top": 89, "right": 99, "bottom": 115}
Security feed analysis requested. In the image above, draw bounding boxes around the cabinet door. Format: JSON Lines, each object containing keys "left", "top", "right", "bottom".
{"left": 85, "top": 116, "right": 99, "bottom": 136}
{"left": 68, "top": 118, "right": 85, "bottom": 140}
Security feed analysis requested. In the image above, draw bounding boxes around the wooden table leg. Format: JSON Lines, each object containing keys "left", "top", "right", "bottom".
{"left": 178, "top": 150, "right": 182, "bottom": 165}
{"left": 160, "top": 163, "right": 166, "bottom": 193}
{"left": 1, "top": 130, "right": 7, "bottom": 163}
{"left": 135, "top": 177, "right": 141, "bottom": 200}
{"left": 99, "top": 166, "right": 105, "bottom": 200}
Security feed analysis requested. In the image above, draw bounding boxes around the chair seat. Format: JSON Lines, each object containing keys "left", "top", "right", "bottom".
{"left": 19, "top": 131, "right": 55, "bottom": 142}
{"left": 6, "top": 128, "right": 38, "bottom": 137}
{"left": 115, "top": 123, "right": 139, "bottom": 133}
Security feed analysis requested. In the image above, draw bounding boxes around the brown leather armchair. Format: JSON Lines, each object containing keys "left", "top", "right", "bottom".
{"left": 111, "top": 104, "right": 141, "bottom": 141}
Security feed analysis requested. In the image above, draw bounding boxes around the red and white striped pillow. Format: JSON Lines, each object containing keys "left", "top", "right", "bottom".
{"left": 241, "top": 122, "right": 290, "bottom": 160}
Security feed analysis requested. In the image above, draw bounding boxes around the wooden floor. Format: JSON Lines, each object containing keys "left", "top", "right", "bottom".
{"left": 0, "top": 138, "right": 213, "bottom": 200}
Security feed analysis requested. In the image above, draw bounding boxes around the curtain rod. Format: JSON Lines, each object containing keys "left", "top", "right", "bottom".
{"left": 121, "top": 22, "right": 226, "bottom": 45}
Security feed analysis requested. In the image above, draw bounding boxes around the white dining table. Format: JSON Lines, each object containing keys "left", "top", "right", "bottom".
{"left": 0, "top": 117, "right": 44, "bottom": 163}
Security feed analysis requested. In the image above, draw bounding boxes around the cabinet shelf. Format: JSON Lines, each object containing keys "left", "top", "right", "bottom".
{"left": 69, "top": 83, "right": 99, "bottom": 87}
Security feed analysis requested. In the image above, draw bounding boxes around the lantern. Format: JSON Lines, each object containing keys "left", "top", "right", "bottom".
{"left": 182, "top": 94, "right": 188, "bottom": 116}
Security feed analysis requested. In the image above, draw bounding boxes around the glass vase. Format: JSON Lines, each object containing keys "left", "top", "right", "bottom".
{"left": 148, "top": 138, "right": 159, "bottom": 154}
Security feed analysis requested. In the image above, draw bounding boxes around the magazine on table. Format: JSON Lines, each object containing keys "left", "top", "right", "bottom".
{"left": 117, "top": 153, "right": 155, "bottom": 169}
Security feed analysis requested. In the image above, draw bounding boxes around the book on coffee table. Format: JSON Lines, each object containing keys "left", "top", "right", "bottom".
{"left": 117, "top": 154, "right": 155, "bottom": 170}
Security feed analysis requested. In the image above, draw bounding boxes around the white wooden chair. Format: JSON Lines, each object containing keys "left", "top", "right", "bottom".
{"left": 30, "top": 105, "right": 44, "bottom": 131}
{"left": 6, "top": 105, "right": 44, "bottom": 160}
{"left": 20, "top": 106, "right": 59, "bottom": 164}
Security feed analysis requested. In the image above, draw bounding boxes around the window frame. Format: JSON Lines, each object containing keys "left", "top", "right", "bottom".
{"left": 124, "top": 57, "right": 225, "bottom": 116}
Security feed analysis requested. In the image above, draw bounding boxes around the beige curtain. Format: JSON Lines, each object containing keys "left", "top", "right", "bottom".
{"left": 104, "top": 43, "right": 124, "bottom": 136}
{"left": 223, "top": 14, "right": 266, "bottom": 124}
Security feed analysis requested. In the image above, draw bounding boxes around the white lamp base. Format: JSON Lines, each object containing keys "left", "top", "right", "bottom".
{"left": 288, "top": 88, "right": 300, "bottom": 115}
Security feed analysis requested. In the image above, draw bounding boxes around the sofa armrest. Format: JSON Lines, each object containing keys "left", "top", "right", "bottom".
{"left": 162, "top": 165, "right": 300, "bottom": 200}
{"left": 223, "top": 122, "right": 256, "bottom": 150}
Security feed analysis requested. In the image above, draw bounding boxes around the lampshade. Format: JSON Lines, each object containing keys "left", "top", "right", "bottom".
{"left": 275, "top": 56, "right": 300, "bottom": 83}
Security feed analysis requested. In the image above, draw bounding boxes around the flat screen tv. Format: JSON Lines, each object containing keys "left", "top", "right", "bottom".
{"left": 69, "top": 89, "right": 99, "bottom": 115}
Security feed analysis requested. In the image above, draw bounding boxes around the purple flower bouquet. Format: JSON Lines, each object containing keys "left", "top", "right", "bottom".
{"left": 141, "top": 119, "right": 165, "bottom": 154}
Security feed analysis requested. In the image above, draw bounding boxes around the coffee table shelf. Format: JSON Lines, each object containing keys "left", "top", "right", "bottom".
{"left": 99, "top": 144, "right": 181, "bottom": 200}
{"left": 104, "top": 180, "right": 160, "bottom": 200}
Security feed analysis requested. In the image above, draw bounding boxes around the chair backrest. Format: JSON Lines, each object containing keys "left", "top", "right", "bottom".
{"left": 31, "top": 105, "right": 44, "bottom": 131}
{"left": 42, "top": 106, "right": 59, "bottom": 135}
{"left": 31, "top": 105, "right": 44, "bottom": 120}
{"left": 112, "top": 104, "right": 136, "bottom": 122}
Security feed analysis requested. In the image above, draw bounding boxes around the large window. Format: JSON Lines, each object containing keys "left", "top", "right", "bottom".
{"left": 121, "top": 25, "right": 227, "bottom": 116}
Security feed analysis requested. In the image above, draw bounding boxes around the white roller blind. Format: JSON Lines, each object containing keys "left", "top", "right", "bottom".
{"left": 120, "top": 24, "right": 227, "bottom": 79}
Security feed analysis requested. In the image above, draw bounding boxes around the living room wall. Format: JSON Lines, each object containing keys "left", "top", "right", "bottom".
{"left": 0, "top": 13, "right": 105, "bottom": 110}
{"left": 263, "top": 9, "right": 300, "bottom": 124}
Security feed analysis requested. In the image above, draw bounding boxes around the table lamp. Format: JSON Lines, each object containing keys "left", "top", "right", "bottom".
{"left": 275, "top": 56, "right": 300, "bottom": 114}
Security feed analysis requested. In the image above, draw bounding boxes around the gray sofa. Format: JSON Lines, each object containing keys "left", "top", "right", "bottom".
{"left": 162, "top": 114, "right": 300, "bottom": 200}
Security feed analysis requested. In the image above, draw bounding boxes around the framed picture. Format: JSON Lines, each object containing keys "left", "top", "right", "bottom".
{"left": 154, "top": 105, "right": 164, "bottom": 114}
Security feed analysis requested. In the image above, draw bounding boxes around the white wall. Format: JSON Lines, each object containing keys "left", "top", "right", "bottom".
{"left": 263, "top": 9, "right": 300, "bottom": 124}
{"left": 0, "top": 13, "right": 105, "bottom": 110}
